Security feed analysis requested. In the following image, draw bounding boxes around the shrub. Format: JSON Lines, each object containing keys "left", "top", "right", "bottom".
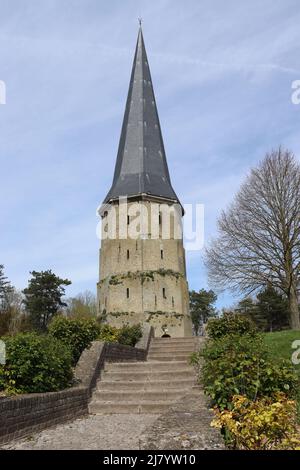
{"left": 97, "top": 323, "right": 143, "bottom": 346}
{"left": 49, "top": 317, "right": 144, "bottom": 365}
{"left": 98, "top": 324, "right": 119, "bottom": 343}
{"left": 211, "top": 393, "right": 300, "bottom": 450}
{"left": 198, "top": 333, "right": 298, "bottom": 409}
{"left": 0, "top": 333, "right": 73, "bottom": 394}
{"left": 49, "top": 316, "right": 101, "bottom": 365}
{"left": 117, "top": 324, "right": 143, "bottom": 347}
{"left": 206, "top": 312, "right": 257, "bottom": 340}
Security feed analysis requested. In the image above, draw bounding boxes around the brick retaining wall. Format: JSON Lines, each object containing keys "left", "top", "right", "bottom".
{"left": 0, "top": 325, "right": 154, "bottom": 445}
{"left": 0, "top": 387, "right": 88, "bottom": 444}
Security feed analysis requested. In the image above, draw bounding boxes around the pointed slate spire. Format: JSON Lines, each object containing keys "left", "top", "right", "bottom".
{"left": 103, "top": 27, "right": 180, "bottom": 205}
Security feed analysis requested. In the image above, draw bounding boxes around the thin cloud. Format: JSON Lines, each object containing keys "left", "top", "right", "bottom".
{"left": 0, "top": 0, "right": 299, "bottom": 308}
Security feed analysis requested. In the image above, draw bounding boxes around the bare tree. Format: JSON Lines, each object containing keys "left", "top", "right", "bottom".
{"left": 206, "top": 147, "right": 300, "bottom": 329}
{"left": 65, "top": 290, "right": 97, "bottom": 319}
{"left": 5, "top": 288, "right": 25, "bottom": 335}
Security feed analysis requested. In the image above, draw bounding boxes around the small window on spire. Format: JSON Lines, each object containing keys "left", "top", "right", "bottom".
{"left": 163, "top": 288, "right": 166, "bottom": 299}
{"left": 161, "top": 250, "right": 164, "bottom": 260}
{"left": 127, "top": 249, "right": 130, "bottom": 260}
{"left": 126, "top": 288, "right": 130, "bottom": 299}
{"left": 127, "top": 215, "right": 130, "bottom": 225}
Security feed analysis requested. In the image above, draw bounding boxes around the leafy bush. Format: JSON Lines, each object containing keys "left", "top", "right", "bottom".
{"left": 0, "top": 333, "right": 73, "bottom": 394}
{"left": 198, "top": 333, "right": 298, "bottom": 409}
{"left": 97, "top": 323, "right": 142, "bottom": 346}
{"left": 117, "top": 324, "right": 142, "bottom": 347}
{"left": 98, "top": 324, "right": 119, "bottom": 343}
{"left": 49, "top": 316, "right": 101, "bottom": 365}
{"left": 49, "top": 317, "right": 143, "bottom": 365}
{"left": 211, "top": 393, "right": 300, "bottom": 450}
{"left": 206, "top": 312, "right": 257, "bottom": 340}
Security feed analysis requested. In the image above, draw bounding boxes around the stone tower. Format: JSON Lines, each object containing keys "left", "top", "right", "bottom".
{"left": 97, "top": 27, "right": 192, "bottom": 337}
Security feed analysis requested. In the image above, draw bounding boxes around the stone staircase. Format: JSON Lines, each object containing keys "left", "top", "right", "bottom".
{"left": 89, "top": 337, "right": 201, "bottom": 414}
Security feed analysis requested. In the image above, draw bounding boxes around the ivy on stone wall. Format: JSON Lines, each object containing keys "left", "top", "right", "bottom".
{"left": 107, "top": 311, "right": 133, "bottom": 318}
{"left": 99, "top": 269, "right": 183, "bottom": 287}
{"left": 103, "top": 310, "right": 184, "bottom": 323}
{"left": 145, "top": 311, "right": 184, "bottom": 322}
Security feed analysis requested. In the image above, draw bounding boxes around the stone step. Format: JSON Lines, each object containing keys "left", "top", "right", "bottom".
{"left": 148, "top": 350, "right": 193, "bottom": 356}
{"left": 148, "top": 354, "right": 190, "bottom": 362}
{"left": 151, "top": 339, "right": 196, "bottom": 345}
{"left": 93, "top": 389, "right": 185, "bottom": 401}
{"left": 150, "top": 340, "right": 196, "bottom": 345}
{"left": 148, "top": 347, "right": 196, "bottom": 354}
{"left": 105, "top": 361, "right": 190, "bottom": 372}
{"left": 150, "top": 340, "right": 196, "bottom": 346}
{"left": 102, "top": 369, "right": 194, "bottom": 381}
{"left": 152, "top": 337, "right": 196, "bottom": 343}
{"left": 89, "top": 401, "right": 173, "bottom": 414}
{"left": 88, "top": 336, "right": 200, "bottom": 415}
{"left": 97, "top": 378, "right": 195, "bottom": 391}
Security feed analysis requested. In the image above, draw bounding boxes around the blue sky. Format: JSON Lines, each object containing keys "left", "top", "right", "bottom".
{"left": 0, "top": 0, "right": 300, "bottom": 309}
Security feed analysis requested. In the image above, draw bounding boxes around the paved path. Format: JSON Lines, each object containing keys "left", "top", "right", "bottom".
{"left": 1, "top": 388, "right": 224, "bottom": 450}
{"left": 1, "top": 415, "right": 158, "bottom": 450}
{"left": 140, "top": 389, "right": 224, "bottom": 450}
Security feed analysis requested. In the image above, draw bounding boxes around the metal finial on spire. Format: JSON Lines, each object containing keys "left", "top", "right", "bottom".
{"left": 138, "top": 17, "right": 142, "bottom": 27}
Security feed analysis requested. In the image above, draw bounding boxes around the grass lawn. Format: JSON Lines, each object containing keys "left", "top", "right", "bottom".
{"left": 264, "top": 330, "right": 300, "bottom": 377}
{"left": 264, "top": 330, "right": 300, "bottom": 415}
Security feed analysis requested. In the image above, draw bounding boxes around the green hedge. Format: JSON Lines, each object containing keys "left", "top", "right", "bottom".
{"left": 206, "top": 312, "right": 257, "bottom": 339}
{"left": 0, "top": 319, "right": 144, "bottom": 395}
{"left": 0, "top": 333, "right": 73, "bottom": 394}
{"left": 192, "top": 333, "right": 298, "bottom": 410}
{"left": 49, "top": 316, "right": 143, "bottom": 365}
{"left": 49, "top": 316, "right": 101, "bottom": 365}
{"left": 117, "top": 324, "right": 142, "bottom": 347}
{"left": 97, "top": 323, "right": 142, "bottom": 346}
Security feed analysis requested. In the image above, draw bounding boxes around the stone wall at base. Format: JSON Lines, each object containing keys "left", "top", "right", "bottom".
{"left": 0, "top": 326, "right": 154, "bottom": 445}
{"left": 97, "top": 201, "right": 193, "bottom": 338}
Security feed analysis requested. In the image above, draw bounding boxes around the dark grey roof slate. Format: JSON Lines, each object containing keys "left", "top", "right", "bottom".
{"left": 103, "top": 28, "right": 180, "bottom": 205}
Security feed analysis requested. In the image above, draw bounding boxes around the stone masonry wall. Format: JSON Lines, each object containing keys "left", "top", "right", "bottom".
{"left": 97, "top": 200, "right": 193, "bottom": 337}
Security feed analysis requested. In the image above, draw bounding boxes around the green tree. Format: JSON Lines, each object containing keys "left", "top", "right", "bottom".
{"left": 235, "top": 287, "right": 290, "bottom": 331}
{"left": 189, "top": 289, "right": 217, "bottom": 335}
{"left": 235, "top": 297, "right": 256, "bottom": 314}
{"left": 23, "top": 270, "right": 71, "bottom": 331}
{"left": 256, "top": 285, "right": 289, "bottom": 332}
{"left": 235, "top": 297, "right": 265, "bottom": 330}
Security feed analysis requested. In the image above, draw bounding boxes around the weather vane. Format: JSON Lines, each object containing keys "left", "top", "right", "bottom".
{"left": 138, "top": 17, "right": 142, "bottom": 27}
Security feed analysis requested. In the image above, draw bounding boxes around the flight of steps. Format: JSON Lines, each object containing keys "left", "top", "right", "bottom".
{"left": 89, "top": 337, "right": 201, "bottom": 414}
